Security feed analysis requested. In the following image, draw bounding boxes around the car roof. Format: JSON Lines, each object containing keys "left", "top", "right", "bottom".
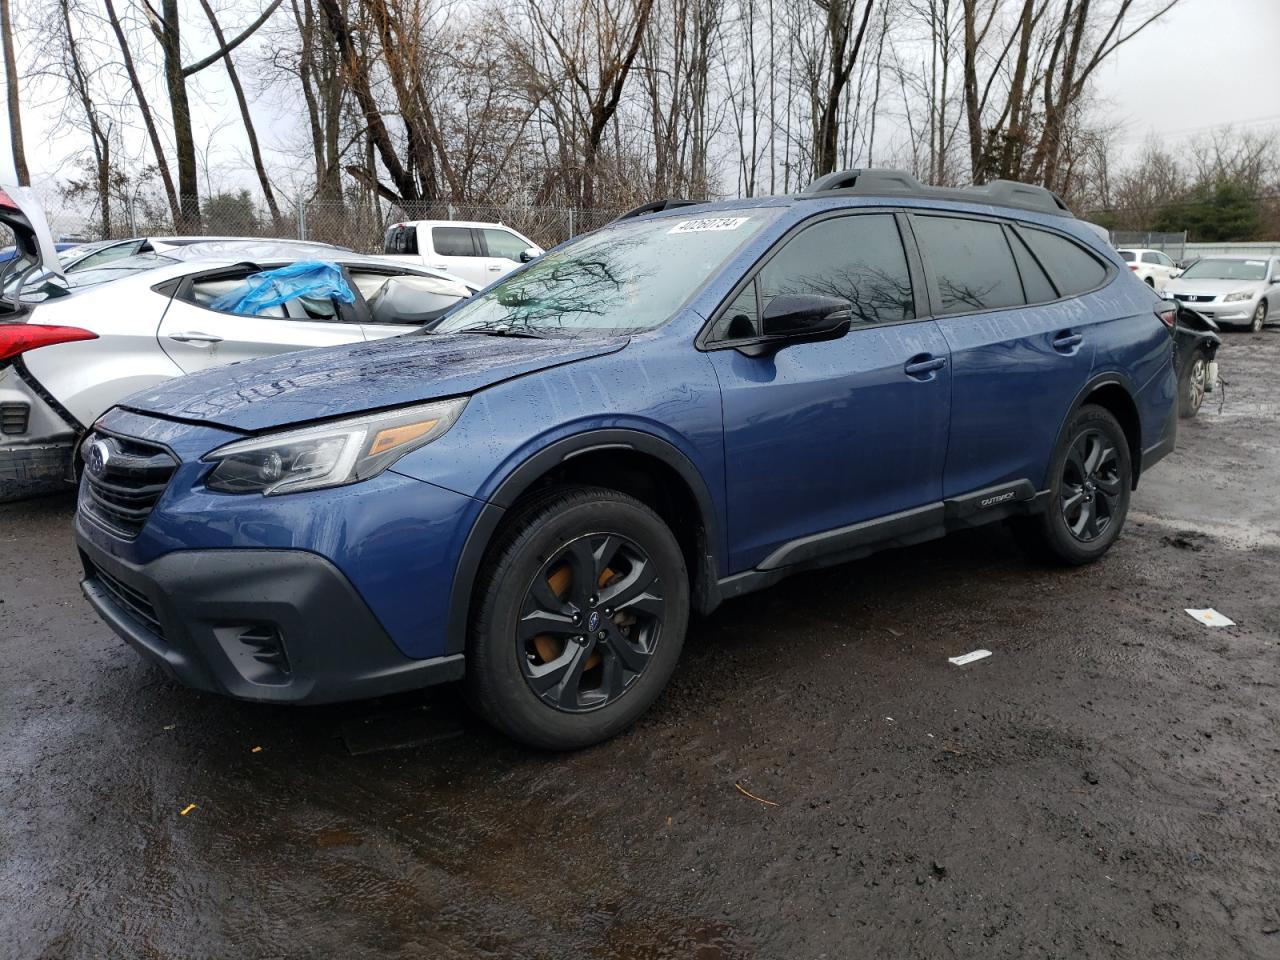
{"left": 393, "top": 220, "right": 523, "bottom": 231}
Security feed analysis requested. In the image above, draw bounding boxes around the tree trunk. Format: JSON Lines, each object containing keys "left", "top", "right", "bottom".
{"left": 156, "top": 0, "right": 201, "bottom": 230}
{"left": 813, "top": 0, "right": 875, "bottom": 177}
{"left": 197, "top": 0, "right": 283, "bottom": 229}
{"left": 317, "top": 0, "right": 421, "bottom": 206}
{"left": 0, "top": 0, "right": 28, "bottom": 185}
{"left": 103, "top": 0, "right": 179, "bottom": 223}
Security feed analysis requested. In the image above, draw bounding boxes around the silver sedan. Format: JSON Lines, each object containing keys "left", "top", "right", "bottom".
{"left": 1165, "top": 256, "right": 1280, "bottom": 332}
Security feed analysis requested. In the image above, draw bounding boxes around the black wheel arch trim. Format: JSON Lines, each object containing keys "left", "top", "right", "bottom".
{"left": 1053, "top": 370, "right": 1149, "bottom": 488}
{"left": 444, "top": 428, "right": 723, "bottom": 655}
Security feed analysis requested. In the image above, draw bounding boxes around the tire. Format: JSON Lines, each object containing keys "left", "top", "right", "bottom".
{"left": 1250, "top": 299, "right": 1267, "bottom": 333}
{"left": 1012, "top": 405, "right": 1132, "bottom": 566}
{"left": 466, "top": 485, "right": 688, "bottom": 750}
{"left": 1178, "top": 353, "right": 1208, "bottom": 419}
{"left": 1144, "top": 276, "right": 1155, "bottom": 288}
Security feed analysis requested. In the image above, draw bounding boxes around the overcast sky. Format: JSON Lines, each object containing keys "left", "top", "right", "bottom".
{"left": 1, "top": 0, "right": 1278, "bottom": 195}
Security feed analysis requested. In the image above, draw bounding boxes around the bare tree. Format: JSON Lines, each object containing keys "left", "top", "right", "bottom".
{"left": 0, "top": 0, "right": 27, "bottom": 184}
{"left": 58, "top": 0, "right": 113, "bottom": 235}
{"left": 144, "top": 0, "right": 283, "bottom": 229}
{"left": 810, "top": 0, "right": 876, "bottom": 176}
{"left": 196, "top": 0, "right": 284, "bottom": 229}
{"left": 102, "top": 0, "right": 180, "bottom": 222}
{"left": 514, "top": 0, "right": 655, "bottom": 206}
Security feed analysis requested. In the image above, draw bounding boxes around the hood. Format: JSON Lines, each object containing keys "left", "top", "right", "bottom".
{"left": 0, "top": 185, "right": 65, "bottom": 305}
{"left": 118, "top": 331, "right": 629, "bottom": 433}
{"left": 1165, "top": 277, "right": 1263, "bottom": 296}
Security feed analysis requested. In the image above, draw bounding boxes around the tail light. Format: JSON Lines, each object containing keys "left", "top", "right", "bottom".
{"left": 1156, "top": 305, "right": 1177, "bottom": 332}
{"left": 0, "top": 324, "right": 98, "bottom": 363}
{"left": 1129, "top": 265, "right": 1140, "bottom": 272}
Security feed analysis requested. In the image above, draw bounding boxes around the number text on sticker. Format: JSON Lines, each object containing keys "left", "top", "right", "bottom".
{"left": 669, "top": 217, "right": 750, "bottom": 235}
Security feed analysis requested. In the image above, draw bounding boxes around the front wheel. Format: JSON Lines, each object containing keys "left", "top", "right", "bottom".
{"left": 1250, "top": 300, "right": 1267, "bottom": 333}
{"left": 1012, "top": 405, "right": 1132, "bottom": 565}
{"left": 466, "top": 486, "right": 688, "bottom": 750}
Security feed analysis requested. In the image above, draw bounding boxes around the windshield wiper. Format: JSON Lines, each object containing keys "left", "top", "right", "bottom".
{"left": 454, "top": 325, "right": 552, "bottom": 339}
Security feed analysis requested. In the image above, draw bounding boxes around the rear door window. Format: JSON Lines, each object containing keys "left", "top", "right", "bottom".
{"left": 912, "top": 215, "right": 1024, "bottom": 314}
{"left": 1018, "top": 227, "right": 1109, "bottom": 295}
{"left": 432, "top": 227, "right": 477, "bottom": 257}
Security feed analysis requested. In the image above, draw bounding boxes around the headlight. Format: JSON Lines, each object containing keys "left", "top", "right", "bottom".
{"left": 203, "top": 397, "right": 466, "bottom": 495}
{"left": 1224, "top": 291, "right": 1254, "bottom": 302}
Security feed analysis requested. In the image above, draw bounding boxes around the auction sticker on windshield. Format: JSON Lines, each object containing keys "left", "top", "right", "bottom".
{"left": 669, "top": 217, "right": 750, "bottom": 234}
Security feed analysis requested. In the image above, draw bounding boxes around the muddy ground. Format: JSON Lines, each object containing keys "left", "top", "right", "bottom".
{"left": 3, "top": 331, "right": 1279, "bottom": 960}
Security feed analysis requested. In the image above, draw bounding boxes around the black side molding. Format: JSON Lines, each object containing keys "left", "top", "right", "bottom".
{"left": 714, "top": 480, "right": 1047, "bottom": 605}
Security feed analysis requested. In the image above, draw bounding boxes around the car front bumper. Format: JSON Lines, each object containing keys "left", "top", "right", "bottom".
{"left": 77, "top": 518, "right": 465, "bottom": 703}
{"left": 1178, "top": 299, "right": 1258, "bottom": 324}
{"left": 74, "top": 406, "right": 488, "bottom": 704}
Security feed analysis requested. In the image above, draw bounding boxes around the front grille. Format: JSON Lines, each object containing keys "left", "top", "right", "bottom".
{"left": 0, "top": 402, "right": 29, "bottom": 435}
{"left": 79, "top": 433, "right": 178, "bottom": 539}
{"left": 1173, "top": 293, "right": 1215, "bottom": 303}
{"left": 90, "top": 562, "right": 164, "bottom": 640}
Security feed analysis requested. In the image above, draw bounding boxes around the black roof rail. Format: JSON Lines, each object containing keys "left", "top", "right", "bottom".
{"left": 800, "top": 168, "right": 1073, "bottom": 218}
{"left": 610, "top": 198, "right": 704, "bottom": 223}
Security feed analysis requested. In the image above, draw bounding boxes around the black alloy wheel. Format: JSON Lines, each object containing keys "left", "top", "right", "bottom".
{"left": 1059, "top": 428, "right": 1123, "bottom": 543}
{"left": 466, "top": 485, "right": 688, "bottom": 750}
{"left": 1009, "top": 404, "right": 1131, "bottom": 566}
{"left": 518, "top": 532, "right": 665, "bottom": 713}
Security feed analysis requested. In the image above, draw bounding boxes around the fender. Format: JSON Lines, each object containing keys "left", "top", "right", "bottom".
{"left": 443, "top": 428, "right": 724, "bottom": 655}
{"left": 1050, "top": 369, "right": 1146, "bottom": 488}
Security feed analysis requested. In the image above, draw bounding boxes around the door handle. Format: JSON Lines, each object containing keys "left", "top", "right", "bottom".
{"left": 487, "top": 264, "right": 502, "bottom": 271}
{"left": 904, "top": 354, "right": 946, "bottom": 379}
{"left": 167, "top": 331, "right": 223, "bottom": 344}
{"left": 1052, "top": 331, "right": 1084, "bottom": 352}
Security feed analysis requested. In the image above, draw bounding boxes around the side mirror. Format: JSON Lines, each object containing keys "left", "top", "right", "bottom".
{"left": 519, "top": 247, "right": 539, "bottom": 263}
{"left": 1170, "top": 269, "right": 1183, "bottom": 279}
{"left": 739, "top": 294, "right": 852, "bottom": 356}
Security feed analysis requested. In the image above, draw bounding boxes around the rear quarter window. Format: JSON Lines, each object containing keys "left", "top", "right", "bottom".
{"left": 1018, "top": 227, "right": 1109, "bottom": 296}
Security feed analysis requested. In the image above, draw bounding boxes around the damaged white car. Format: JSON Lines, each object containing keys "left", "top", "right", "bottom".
{"left": 0, "top": 186, "right": 475, "bottom": 500}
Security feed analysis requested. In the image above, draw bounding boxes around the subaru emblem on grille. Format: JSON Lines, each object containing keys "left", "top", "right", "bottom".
{"left": 88, "top": 439, "right": 111, "bottom": 478}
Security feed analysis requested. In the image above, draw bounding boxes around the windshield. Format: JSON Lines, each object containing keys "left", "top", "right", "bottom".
{"left": 1180, "top": 258, "right": 1268, "bottom": 282}
{"left": 58, "top": 239, "right": 112, "bottom": 265}
{"left": 433, "top": 208, "right": 777, "bottom": 336}
{"left": 1118, "top": 250, "right": 1136, "bottom": 262}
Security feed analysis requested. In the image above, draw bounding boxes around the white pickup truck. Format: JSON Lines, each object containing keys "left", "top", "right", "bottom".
{"left": 381, "top": 220, "right": 542, "bottom": 287}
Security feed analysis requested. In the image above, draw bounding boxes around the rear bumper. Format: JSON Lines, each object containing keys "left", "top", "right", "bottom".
{"left": 0, "top": 360, "right": 78, "bottom": 499}
{"left": 0, "top": 441, "right": 74, "bottom": 499}
{"left": 77, "top": 519, "right": 464, "bottom": 704}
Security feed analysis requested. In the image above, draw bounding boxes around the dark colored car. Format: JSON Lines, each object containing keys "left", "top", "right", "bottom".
{"left": 75, "top": 169, "right": 1179, "bottom": 749}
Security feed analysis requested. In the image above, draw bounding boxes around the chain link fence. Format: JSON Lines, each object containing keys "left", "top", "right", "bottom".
{"left": 23, "top": 188, "right": 630, "bottom": 256}
{"left": 1109, "top": 231, "right": 1188, "bottom": 261}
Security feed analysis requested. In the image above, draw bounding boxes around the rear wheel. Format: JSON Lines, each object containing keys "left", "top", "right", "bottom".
{"left": 466, "top": 486, "right": 688, "bottom": 750}
{"left": 1179, "top": 353, "right": 1208, "bottom": 418}
{"left": 1012, "top": 405, "right": 1132, "bottom": 565}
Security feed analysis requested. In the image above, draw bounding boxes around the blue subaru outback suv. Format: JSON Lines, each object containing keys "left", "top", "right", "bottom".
{"left": 76, "top": 170, "right": 1177, "bottom": 749}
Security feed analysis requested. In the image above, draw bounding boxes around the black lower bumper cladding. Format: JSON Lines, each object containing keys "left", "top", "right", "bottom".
{"left": 77, "top": 521, "right": 463, "bottom": 704}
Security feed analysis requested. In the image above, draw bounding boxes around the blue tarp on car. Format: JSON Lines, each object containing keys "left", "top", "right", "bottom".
{"left": 210, "top": 261, "right": 355, "bottom": 316}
